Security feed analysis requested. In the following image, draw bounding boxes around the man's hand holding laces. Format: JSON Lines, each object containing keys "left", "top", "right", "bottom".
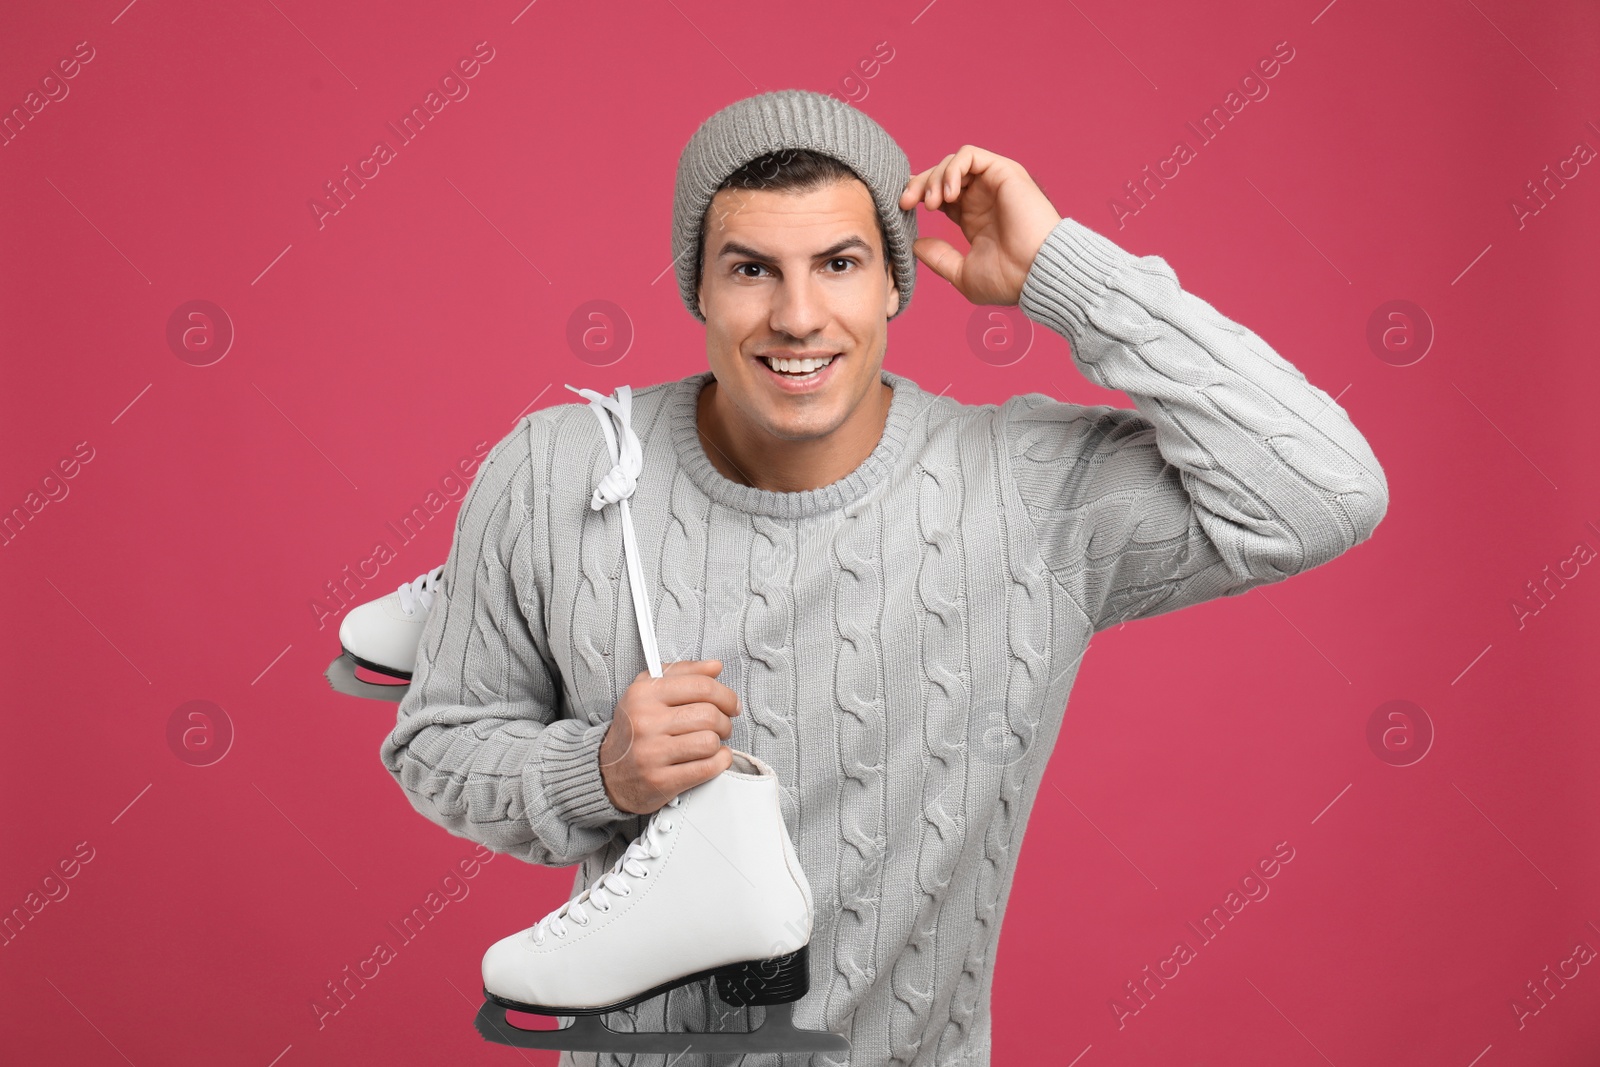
{"left": 598, "top": 659, "right": 742, "bottom": 814}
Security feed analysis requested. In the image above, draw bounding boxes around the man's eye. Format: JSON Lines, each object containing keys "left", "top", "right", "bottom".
{"left": 734, "top": 259, "right": 854, "bottom": 277}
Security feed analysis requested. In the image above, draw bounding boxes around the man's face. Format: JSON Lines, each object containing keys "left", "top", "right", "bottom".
{"left": 696, "top": 177, "right": 899, "bottom": 445}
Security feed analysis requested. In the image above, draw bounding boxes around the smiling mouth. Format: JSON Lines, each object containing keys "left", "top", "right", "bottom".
{"left": 758, "top": 353, "right": 841, "bottom": 378}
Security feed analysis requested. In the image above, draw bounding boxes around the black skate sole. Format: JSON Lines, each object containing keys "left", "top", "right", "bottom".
{"left": 340, "top": 646, "right": 414, "bottom": 682}
{"left": 475, "top": 943, "right": 849, "bottom": 1054}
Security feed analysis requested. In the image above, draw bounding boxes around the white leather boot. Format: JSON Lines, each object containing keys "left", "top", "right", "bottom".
{"left": 476, "top": 748, "right": 846, "bottom": 1053}
{"left": 336, "top": 564, "right": 444, "bottom": 680}
{"left": 482, "top": 747, "right": 815, "bottom": 1009}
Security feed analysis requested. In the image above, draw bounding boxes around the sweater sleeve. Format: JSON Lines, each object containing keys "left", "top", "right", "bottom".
{"left": 999, "top": 216, "right": 1389, "bottom": 633}
{"left": 378, "top": 417, "right": 638, "bottom": 867}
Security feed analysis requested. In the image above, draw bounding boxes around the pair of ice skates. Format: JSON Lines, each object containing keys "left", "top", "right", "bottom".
{"left": 327, "top": 384, "right": 847, "bottom": 1055}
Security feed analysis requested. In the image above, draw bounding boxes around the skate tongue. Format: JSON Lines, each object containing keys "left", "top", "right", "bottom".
{"left": 727, "top": 749, "right": 761, "bottom": 775}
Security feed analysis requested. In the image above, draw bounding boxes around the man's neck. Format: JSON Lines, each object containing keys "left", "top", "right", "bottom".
{"left": 695, "top": 378, "right": 893, "bottom": 493}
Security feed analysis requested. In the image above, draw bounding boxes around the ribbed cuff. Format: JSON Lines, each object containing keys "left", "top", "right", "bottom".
{"left": 1018, "top": 216, "right": 1141, "bottom": 346}
{"left": 531, "top": 718, "right": 634, "bottom": 829}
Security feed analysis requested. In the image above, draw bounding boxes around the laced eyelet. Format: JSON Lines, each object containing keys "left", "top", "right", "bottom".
{"left": 661, "top": 821, "right": 674, "bottom": 832}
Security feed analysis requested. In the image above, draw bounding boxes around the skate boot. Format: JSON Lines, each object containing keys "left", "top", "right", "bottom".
{"left": 336, "top": 564, "right": 445, "bottom": 681}
{"left": 476, "top": 748, "right": 844, "bottom": 1054}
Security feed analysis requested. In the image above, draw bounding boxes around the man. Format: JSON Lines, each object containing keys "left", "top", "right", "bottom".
{"left": 379, "top": 88, "right": 1388, "bottom": 1067}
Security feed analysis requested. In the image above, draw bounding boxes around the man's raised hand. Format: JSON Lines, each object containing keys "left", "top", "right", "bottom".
{"left": 899, "top": 144, "right": 1063, "bottom": 307}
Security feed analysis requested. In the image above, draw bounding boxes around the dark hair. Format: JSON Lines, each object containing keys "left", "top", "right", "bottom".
{"left": 697, "top": 148, "right": 891, "bottom": 281}
{"left": 719, "top": 147, "right": 860, "bottom": 193}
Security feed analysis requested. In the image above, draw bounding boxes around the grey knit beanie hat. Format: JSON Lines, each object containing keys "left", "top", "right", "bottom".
{"left": 672, "top": 88, "right": 917, "bottom": 324}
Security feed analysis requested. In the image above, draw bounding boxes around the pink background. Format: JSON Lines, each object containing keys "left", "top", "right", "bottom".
{"left": 4, "top": 1, "right": 1598, "bottom": 1064}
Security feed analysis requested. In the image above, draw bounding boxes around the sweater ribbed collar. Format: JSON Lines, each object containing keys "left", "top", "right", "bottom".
{"left": 666, "top": 367, "right": 922, "bottom": 519}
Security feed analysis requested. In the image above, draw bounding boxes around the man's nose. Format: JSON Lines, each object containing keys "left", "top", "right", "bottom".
{"left": 769, "top": 273, "right": 828, "bottom": 339}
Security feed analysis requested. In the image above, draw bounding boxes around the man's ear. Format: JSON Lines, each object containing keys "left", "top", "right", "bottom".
{"left": 884, "top": 269, "right": 899, "bottom": 318}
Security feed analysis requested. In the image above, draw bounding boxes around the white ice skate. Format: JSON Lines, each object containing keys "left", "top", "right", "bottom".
{"left": 475, "top": 748, "right": 844, "bottom": 1054}
{"left": 324, "top": 565, "right": 444, "bottom": 701}
{"left": 473, "top": 383, "right": 847, "bottom": 1056}
{"left": 338, "top": 564, "right": 445, "bottom": 679}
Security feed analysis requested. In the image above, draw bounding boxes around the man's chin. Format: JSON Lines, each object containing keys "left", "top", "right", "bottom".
{"left": 755, "top": 417, "right": 838, "bottom": 444}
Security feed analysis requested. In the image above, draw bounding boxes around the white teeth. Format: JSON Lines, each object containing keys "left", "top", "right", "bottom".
{"left": 764, "top": 355, "right": 836, "bottom": 374}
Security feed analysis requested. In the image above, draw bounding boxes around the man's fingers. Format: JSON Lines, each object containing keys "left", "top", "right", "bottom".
{"left": 659, "top": 746, "right": 733, "bottom": 801}
{"left": 670, "top": 730, "right": 731, "bottom": 763}
{"left": 663, "top": 677, "right": 740, "bottom": 719}
{"left": 666, "top": 701, "right": 736, "bottom": 738}
{"left": 902, "top": 146, "right": 1012, "bottom": 211}
{"left": 925, "top": 153, "right": 957, "bottom": 208}
{"left": 662, "top": 658, "right": 722, "bottom": 675}
{"left": 913, "top": 236, "right": 965, "bottom": 288}
{"left": 900, "top": 170, "right": 930, "bottom": 209}
{"left": 941, "top": 146, "right": 972, "bottom": 201}
{"left": 652, "top": 668, "right": 741, "bottom": 720}
{"left": 901, "top": 153, "right": 955, "bottom": 209}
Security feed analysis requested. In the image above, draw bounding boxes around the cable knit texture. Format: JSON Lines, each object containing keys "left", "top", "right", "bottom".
{"left": 379, "top": 216, "right": 1389, "bottom": 1067}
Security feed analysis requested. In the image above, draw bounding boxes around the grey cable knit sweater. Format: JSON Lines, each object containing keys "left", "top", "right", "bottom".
{"left": 378, "top": 216, "right": 1389, "bottom": 1067}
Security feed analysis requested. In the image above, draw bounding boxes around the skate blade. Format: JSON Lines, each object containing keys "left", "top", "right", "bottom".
{"left": 474, "top": 1000, "right": 850, "bottom": 1054}
{"left": 324, "top": 653, "right": 410, "bottom": 703}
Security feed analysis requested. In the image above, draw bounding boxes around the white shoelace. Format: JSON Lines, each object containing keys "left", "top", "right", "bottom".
{"left": 522, "top": 385, "right": 674, "bottom": 945}
{"left": 563, "top": 383, "right": 664, "bottom": 680}
{"left": 397, "top": 565, "right": 445, "bottom": 616}
{"left": 529, "top": 793, "right": 682, "bottom": 944}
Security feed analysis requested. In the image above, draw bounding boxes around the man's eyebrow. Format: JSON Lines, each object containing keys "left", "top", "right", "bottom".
{"left": 715, "top": 236, "right": 876, "bottom": 263}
